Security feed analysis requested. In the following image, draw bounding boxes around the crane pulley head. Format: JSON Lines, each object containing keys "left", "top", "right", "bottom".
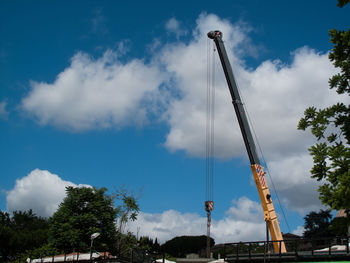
{"left": 207, "top": 30, "right": 222, "bottom": 40}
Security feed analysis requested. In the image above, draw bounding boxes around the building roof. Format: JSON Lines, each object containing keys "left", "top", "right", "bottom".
{"left": 336, "top": 209, "right": 348, "bottom": 218}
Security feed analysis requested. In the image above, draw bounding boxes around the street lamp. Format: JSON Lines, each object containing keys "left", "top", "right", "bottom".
{"left": 90, "top": 232, "right": 100, "bottom": 256}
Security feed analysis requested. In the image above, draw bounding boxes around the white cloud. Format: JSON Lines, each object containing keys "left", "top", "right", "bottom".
{"left": 266, "top": 154, "right": 326, "bottom": 215}
{"left": 158, "top": 14, "right": 349, "bottom": 214}
{"left": 127, "top": 197, "right": 265, "bottom": 244}
{"left": 292, "top": 225, "right": 304, "bottom": 236}
{"left": 161, "top": 17, "right": 341, "bottom": 161}
{"left": 165, "top": 18, "right": 188, "bottom": 39}
{"left": 128, "top": 210, "right": 206, "bottom": 244}
{"left": 0, "top": 100, "right": 8, "bottom": 119}
{"left": 6, "top": 169, "right": 267, "bottom": 244}
{"left": 6, "top": 169, "right": 90, "bottom": 217}
{"left": 21, "top": 50, "right": 165, "bottom": 131}
{"left": 91, "top": 8, "right": 108, "bottom": 35}
{"left": 165, "top": 18, "right": 180, "bottom": 32}
{"left": 19, "top": 13, "right": 350, "bottom": 216}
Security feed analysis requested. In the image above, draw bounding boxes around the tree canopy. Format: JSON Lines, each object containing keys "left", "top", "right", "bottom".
{"left": 337, "top": 0, "right": 350, "bottom": 8}
{"left": 329, "top": 216, "right": 349, "bottom": 236}
{"left": 112, "top": 186, "right": 140, "bottom": 234}
{"left": 0, "top": 210, "right": 49, "bottom": 262}
{"left": 48, "top": 186, "right": 118, "bottom": 253}
{"left": 0, "top": 185, "right": 142, "bottom": 260}
{"left": 298, "top": 2, "right": 350, "bottom": 212}
{"left": 303, "top": 210, "right": 333, "bottom": 239}
{"left": 160, "top": 235, "right": 214, "bottom": 257}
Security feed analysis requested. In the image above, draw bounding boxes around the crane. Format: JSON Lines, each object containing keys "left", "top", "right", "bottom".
{"left": 207, "top": 30, "right": 287, "bottom": 253}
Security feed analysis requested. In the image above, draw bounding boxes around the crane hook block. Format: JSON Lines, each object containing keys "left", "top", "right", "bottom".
{"left": 205, "top": 201, "right": 214, "bottom": 212}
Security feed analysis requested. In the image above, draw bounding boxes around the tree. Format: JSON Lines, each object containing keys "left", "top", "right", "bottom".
{"left": 138, "top": 236, "right": 154, "bottom": 250}
{"left": 48, "top": 186, "right": 118, "bottom": 253}
{"left": 329, "top": 216, "right": 348, "bottom": 236}
{"left": 0, "top": 211, "right": 13, "bottom": 262}
{"left": 118, "top": 231, "right": 138, "bottom": 257}
{"left": 153, "top": 238, "right": 161, "bottom": 252}
{"left": 298, "top": 2, "right": 350, "bottom": 215}
{"left": 161, "top": 235, "right": 214, "bottom": 257}
{"left": 303, "top": 210, "right": 333, "bottom": 239}
{"left": 112, "top": 186, "right": 140, "bottom": 255}
{"left": 112, "top": 186, "right": 140, "bottom": 234}
{"left": 0, "top": 210, "right": 49, "bottom": 262}
{"left": 337, "top": 0, "right": 350, "bottom": 7}
{"left": 137, "top": 236, "right": 160, "bottom": 252}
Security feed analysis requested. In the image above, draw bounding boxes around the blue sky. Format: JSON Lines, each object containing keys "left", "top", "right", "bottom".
{"left": 1, "top": 1, "right": 349, "bottom": 243}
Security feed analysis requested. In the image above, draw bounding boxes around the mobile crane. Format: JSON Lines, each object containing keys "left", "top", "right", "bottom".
{"left": 207, "top": 30, "right": 287, "bottom": 253}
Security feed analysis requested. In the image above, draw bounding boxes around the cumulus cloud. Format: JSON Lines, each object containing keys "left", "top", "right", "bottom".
{"left": 158, "top": 13, "right": 348, "bottom": 214}
{"left": 165, "top": 18, "right": 188, "bottom": 39}
{"left": 19, "top": 13, "right": 349, "bottom": 215}
{"left": 127, "top": 197, "right": 266, "bottom": 244}
{"left": 21, "top": 50, "right": 165, "bottom": 131}
{"left": 128, "top": 210, "right": 206, "bottom": 243}
{"left": 161, "top": 16, "right": 341, "bottom": 161}
{"left": 266, "top": 154, "right": 326, "bottom": 215}
{"left": 91, "top": 8, "right": 108, "bottom": 35}
{"left": 292, "top": 225, "right": 304, "bottom": 236}
{"left": 0, "top": 100, "right": 8, "bottom": 120}
{"left": 6, "top": 169, "right": 90, "bottom": 217}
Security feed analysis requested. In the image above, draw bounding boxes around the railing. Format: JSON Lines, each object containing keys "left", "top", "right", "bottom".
{"left": 220, "top": 236, "right": 350, "bottom": 262}
{"left": 17, "top": 237, "right": 350, "bottom": 263}
{"left": 131, "top": 249, "right": 165, "bottom": 263}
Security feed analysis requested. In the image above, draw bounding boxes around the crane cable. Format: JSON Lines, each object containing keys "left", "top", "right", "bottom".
{"left": 206, "top": 38, "right": 215, "bottom": 203}
{"left": 237, "top": 87, "right": 291, "bottom": 233}
{"left": 205, "top": 36, "right": 216, "bottom": 259}
{"left": 205, "top": 35, "right": 290, "bottom": 235}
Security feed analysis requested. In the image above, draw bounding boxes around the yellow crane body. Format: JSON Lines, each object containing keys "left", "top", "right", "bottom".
{"left": 208, "top": 30, "right": 287, "bottom": 253}
{"left": 251, "top": 164, "right": 287, "bottom": 253}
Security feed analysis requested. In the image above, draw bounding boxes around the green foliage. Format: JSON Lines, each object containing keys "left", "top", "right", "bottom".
{"left": 0, "top": 210, "right": 49, "bottom": 262}
{"left": 112, "top": 186, "right": 140, "bottom": 233}
{"left": 139, "top": 236, "right": 153, "bottom": 250}
{"left": 160, "top": 235, "right": 214, "bottom": 257}
{"left": 337, "top": 0, "right": 350, "bottom": 7}
{"left": 0, "top": 185, "right": 141, "bottom": 261}
{"left": 118, "top": 231, "right": 138, "bottom": 257}
{"left": 298, "top": 5, "right": 350, "bottom": 212}
{"left": 303, "top": 210, "right": 333, "bottom": 239}
{"left": 329, "top": 29, "right": 350, "bottom": 95}
{"left": 138, "top": 236, "right": 161, "bottom": 252}
{"left": 48, "top": 186, "right": 118, "bottom": 253}
{"left": 111, "top": 186, "right": 140, "bottom": 255}
{"left": 329, "top": 216, "right": 349, "bottom": 236}
{"left": 16, "top": 244, "right": 59, "bottom": 263}
{"left": 153, "top": 238, "right": 161, "bottom": 252}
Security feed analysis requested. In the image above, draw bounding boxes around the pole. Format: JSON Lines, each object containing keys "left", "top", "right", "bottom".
{"left": 90, "top": 239, "right": 93, "bottom": 257}
{"left": 207, "top": 212, "right": 211, "bottom": 258}
{"left": 266, "top": 221, "right": 269, "bottom": 253}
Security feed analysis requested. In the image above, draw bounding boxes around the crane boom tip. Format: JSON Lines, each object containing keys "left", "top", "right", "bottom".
{"left": 207, "top": 30, "right": 222, "bottom": 39}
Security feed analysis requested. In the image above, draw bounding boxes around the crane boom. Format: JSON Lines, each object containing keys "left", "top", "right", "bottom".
{"left": 207, "top": 30, "right": 286, "bottom": 253}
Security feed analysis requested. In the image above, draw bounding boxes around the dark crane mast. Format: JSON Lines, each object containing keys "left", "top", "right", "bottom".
{"left": 207, "top": 30, "right": 286, "bottom": 253}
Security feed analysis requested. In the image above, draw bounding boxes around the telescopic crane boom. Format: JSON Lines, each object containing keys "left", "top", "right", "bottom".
{"left": 207, "top": 30, "right": 286, "bottom": 253}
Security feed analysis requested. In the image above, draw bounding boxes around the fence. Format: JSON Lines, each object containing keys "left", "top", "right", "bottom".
{"left": 219, "top": 236, "right": 350, "bottom": 262}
